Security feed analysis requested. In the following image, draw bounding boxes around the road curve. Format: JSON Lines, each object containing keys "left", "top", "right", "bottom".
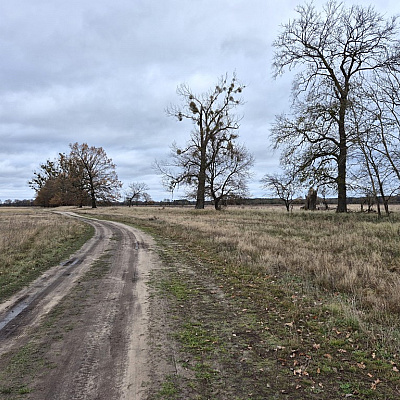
{"left": 0, "top": 212, "right": 157, "bottom": 400}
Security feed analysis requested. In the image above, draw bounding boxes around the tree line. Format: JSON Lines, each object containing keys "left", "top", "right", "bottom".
{"left": 30, "top": 1, "right": 400, "bottom": 213}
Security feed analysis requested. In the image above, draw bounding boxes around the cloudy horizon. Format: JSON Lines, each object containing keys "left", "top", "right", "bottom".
{"left": 1, "top": 0, "right": 398, "bottom": 203}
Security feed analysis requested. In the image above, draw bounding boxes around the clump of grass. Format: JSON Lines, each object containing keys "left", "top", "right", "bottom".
{"left": 0, "top": 208, "right": 93, "bottom": 301}
{"left": 156, "top": 376, "right": 179, "bottom": 399}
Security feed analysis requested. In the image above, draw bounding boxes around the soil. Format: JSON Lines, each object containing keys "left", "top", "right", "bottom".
{"left": 0, "top": 212, "right": 163, "bottom": 400}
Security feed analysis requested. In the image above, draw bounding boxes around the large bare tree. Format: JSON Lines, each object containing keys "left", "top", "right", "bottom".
{"left": 158, "top": 74, "right": 246, "bottom": 209}
{"left": 69, "top": 143, "right": 122, "bottom": 208}
{"left": 272, "top": 0, "right": 400, "bottom": 212}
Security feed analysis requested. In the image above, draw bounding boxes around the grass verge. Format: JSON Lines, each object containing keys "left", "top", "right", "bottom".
{"left": 0, "top": 208, "right": 94, "bottom": 302}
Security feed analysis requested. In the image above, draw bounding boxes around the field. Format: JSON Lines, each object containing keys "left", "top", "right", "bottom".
{"left": 79, "top": 204, "right": 400, "bottom": 316}
{"left": 75, "top": 205, "right": 400, "bottom": 399}
{"left": 2, "top": 205, "right": 400, "bottom": 398}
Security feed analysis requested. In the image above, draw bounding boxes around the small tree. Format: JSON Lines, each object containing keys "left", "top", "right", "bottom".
{"left": 207, "top": 143, "right": 254, "bottom": 210}
{"left": 125, "top": 182, "right": 150, "bottom": 207}
{"left": 261, "top": 172, "right": 298, "bottom": 212}
{"left": 142, "top": 192, "right": 153, "bottom": 205}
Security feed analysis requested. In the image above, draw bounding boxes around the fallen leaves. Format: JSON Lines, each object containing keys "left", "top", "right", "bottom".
{"left": 293, "top": 368, "right": 309, "bottom": 376}
{"left": 371, "top": 378, "right": 381, "bottom": 390}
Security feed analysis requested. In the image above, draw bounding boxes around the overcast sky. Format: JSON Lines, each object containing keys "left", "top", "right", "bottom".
{"left": 0, "top": 0, "right": 398, "bottom": 202}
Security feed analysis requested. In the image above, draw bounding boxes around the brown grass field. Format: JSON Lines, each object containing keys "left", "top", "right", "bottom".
{"left": 2, "top": 204, "right": 400, "bottom": 398}
{"left": 79, "top": 204, "right": 400, "bottom": 317}
{"left": 76, "top": 204, "right": 400, "bottom": 398}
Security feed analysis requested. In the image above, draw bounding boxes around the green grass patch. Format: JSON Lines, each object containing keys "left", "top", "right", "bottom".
{"left": 156, "top": 376, "right": 179, "bottom": 399}
{"left": 177, "top": 322, "right": 218, "bottom": 355}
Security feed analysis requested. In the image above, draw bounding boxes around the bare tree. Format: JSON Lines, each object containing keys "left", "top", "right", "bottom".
{"left": 158, "top": 74, "right": 245, "bottom": 209}
{"left": 349, "top": 81, "right": 400, "bottom": 216}
{"left": 272, "top": 0, "right": 400, "bottom": 212}
{"left": 207, "top": 143, "right": 254, "bottom": 210}
{"left": 142, "top": 192, "right": 153, "bottom": 204}
{"left": 261, "top": 172, "right": 298, "bottom": 212}
{"left": 125, "top": 182, "right": 150, "bottom": 207}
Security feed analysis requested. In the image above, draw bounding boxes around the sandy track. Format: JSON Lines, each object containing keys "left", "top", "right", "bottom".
{"left": 0, "top": 212, "right": 158, "bottom": 399}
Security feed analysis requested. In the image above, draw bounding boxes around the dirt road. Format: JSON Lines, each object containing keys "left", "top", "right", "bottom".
{"left": 0, "top": 212, "right": 159, "bottom": 399}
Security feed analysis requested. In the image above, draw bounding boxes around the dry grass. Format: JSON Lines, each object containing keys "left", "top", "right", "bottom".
{"left": 0, "top": 207, "right": 93, "bottom": 301}
{"left": 75, "top": 205, "right": 400, "bottom": 398}
{"left": 77, "top": 205, "right": 400, "bottom": 318}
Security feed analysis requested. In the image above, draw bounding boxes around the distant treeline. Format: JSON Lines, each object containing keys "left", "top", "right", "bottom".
{"left": 3, "top": 196, "right": 400, "bottom": 208}
{"left": 0, "top": 199, "right": 35, "bottom": 207}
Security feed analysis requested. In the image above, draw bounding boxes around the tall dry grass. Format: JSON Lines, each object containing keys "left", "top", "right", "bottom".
{"left": 77, "top": 205, "right": 400, "bottom": 318}
{"left": 0, "top": 208, "right": 92, "bottom": 300}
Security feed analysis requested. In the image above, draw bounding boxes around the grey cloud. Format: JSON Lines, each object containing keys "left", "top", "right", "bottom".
{"left": 1, "top": 0, "right": 397, "bottom": 201}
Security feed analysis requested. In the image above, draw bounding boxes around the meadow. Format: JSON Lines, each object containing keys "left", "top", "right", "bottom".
{"left": 80, "top": 204, "right": 400, "bottom": 318}
{"left": 77, "top": 204, "right": 400, "bottom": 398}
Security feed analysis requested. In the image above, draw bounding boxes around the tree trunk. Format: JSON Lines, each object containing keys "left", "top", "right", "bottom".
{"left": 337, "top": 153, "right": 347, "bottom": 212}
{"left": 337, "top": 103, "right": 347, "bottom": 213}
{"left": 195, "top": 145, "right": 207, "bottom": 209}
{"left": 214, "top": 197, "right": 221, "bottom": 211}
{"left": 305, "top": 188, "right": 317, "bottom": 210}
{"left": 377, "top": 181, "right": 390, "bottom": 216}
{"left": 195, "top": 171, "right": 206, "bottom": 209}
{"left": 383, "top": 200, "right": 390, "bottom": 216}
{"left": 89, "top": 175, "right": 97, "bottom": 208}
{"left": 375, "top": 196, "right": 381, "bottom": 217}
